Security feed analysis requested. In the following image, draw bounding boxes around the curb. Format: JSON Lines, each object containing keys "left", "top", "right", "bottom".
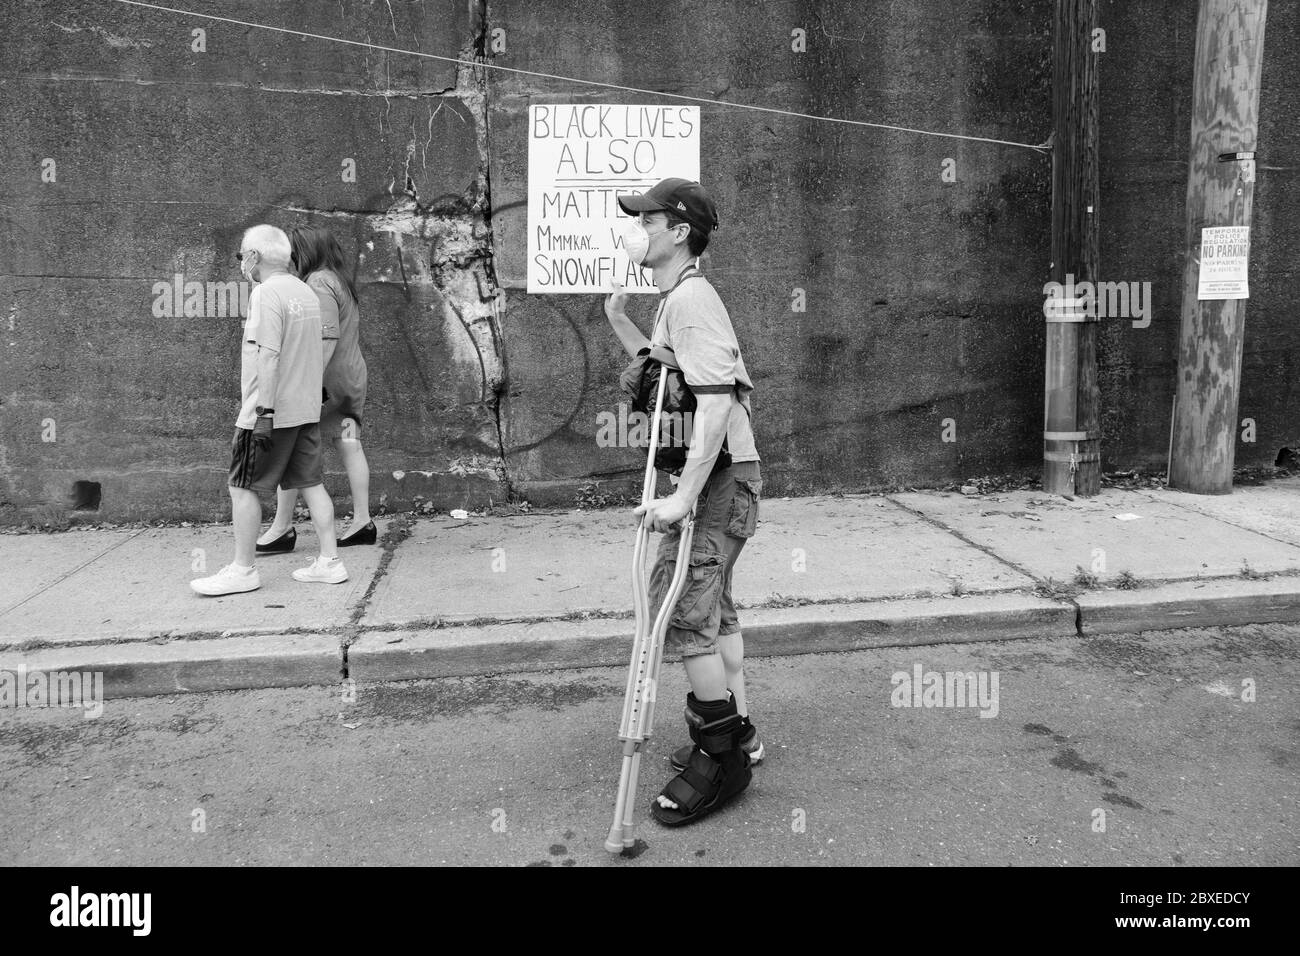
{"left": 0, "top": 593, "right": 1074, "bottom": 700}
{"left": 0, "top": 634, "right": 342, "bottom": 701}
{"left": 3, "top": 581, "right": 1298, "bottom": 701}
{"left": 348, "top": 591, "right": 1076, "bottom": 682}
{"left": 1076, "top": 577, "right": 1300, "bottom": 634}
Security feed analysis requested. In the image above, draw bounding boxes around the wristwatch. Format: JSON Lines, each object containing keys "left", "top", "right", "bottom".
{"left": 255, "top": 406, "right": 275, "bottom": 416}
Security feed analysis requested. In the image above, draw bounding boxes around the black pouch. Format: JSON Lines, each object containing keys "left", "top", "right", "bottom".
{"left": 619, "top": 345, "right": 730, "bottom": 476}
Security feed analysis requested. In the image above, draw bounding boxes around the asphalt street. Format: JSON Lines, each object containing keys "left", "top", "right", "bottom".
{"left": 1, "top": 624, "right": 1296, "bottom": 866}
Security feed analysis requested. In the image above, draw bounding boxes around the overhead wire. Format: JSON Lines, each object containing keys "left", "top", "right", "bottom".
{"left": 109, "top": 0, "right": 1052, "bottom": 154}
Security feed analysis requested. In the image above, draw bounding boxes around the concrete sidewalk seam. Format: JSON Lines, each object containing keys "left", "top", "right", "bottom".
{"left": 1133, "top": 487, "right": 1300, "bottom": 554}
{"left": 338, "top": 514, "right": 416, "bottom": 679}
{"left": 0, "top": 528, "right": 146, "bottom": 618}
{"left": 344, "top": 514, "right": 416, "bottom": 628}
{"left": 882, "top": 493, "right": 1045, "bottom": 582}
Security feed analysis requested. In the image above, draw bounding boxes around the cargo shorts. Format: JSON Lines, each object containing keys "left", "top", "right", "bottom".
{"left": 647, "top": 460, "right": 762, "bottom": 659}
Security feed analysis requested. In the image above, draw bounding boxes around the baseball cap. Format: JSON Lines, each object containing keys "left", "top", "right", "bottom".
{"left": 617, "top": 178, "right": 719, "bottom": 234}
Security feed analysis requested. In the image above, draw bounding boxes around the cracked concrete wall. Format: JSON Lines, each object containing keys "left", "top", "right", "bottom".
{"left": 3, "top": 0, "right": 1298, "bottom": 524}
{"left": 0, "top": 0, "right": 510, "bottom": 523}
{"left": 487, "top": 0, "right": 1300, "bottom": 503}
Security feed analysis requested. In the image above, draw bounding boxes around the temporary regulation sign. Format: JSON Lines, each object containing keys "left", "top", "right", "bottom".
{"left": 527, "top": 104, "right": 701, "bottom": 294}
{"left": 1197, "top": 226, "right": 1250, "bottom": 300}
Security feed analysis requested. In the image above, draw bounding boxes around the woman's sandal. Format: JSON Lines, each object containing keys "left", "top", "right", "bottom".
{"left": 255, "top": 526, "right": 296, "bottom": 554}
{"left": 338, "top": 521, "right": 377, "bottom": 547}
{"left": 651, "top": 712, "right": 752, "bottom": 827}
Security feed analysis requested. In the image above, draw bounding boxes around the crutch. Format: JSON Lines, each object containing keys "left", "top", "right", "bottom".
{"left": 605, "top": 363, "right": 696, "bottom": 854}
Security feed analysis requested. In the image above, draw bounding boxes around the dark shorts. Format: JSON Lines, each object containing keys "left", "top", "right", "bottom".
{"left": 228, "top": 423, "right": 324, "bottom": 494}
{"left": 648, "top": 461, "right": 762, "bottom": 659}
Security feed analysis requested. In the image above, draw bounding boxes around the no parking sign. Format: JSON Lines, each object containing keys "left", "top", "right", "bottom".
{"left": 1197, "top": 226, "right": 1250, "bottom": 300}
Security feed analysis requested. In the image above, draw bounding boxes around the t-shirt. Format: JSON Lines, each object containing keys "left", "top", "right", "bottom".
{"left": 308, "top": 269, "right": 367, "bottom": 415}
{"left": 312, "top": 271, "right": 341, "bottom": 341}
{"left": 236, "top": 273, "right": 324, "bottom": 429}
{"left": 649, "top": 273, "right": 760, "bottom": 463}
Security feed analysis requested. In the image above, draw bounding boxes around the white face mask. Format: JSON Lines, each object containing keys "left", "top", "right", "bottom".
{"left": 623, "top": 221, "right": 650, "bottom": 266}
{"left": 624, "top": 219, "right": 686, "bottom": 267}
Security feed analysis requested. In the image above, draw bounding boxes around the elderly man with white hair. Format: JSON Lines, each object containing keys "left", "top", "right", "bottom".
{"left": 191, "top": 224, "right": 347, "bottom": 595}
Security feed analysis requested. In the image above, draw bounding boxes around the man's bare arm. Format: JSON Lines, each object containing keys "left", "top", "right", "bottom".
{"left": 634, "top": 392, "right": 729, "bottom": 531}
{"left": 605, "top": 282, "right": 650, "bottom": 357}
{"left": 256, "top": 345, "right": 281, "bottom": 414}
{"left": 672, "top": 392, "right": 729, "bottom": 505}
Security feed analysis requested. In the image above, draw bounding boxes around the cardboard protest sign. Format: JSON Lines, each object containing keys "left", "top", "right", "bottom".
{"left": 527, "top": 104, "right": 700, "bottom": 294}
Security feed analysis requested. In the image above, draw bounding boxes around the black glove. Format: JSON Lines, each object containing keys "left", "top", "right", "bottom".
{"left": 252, "top": 414, "right": 274, "bottom": 453}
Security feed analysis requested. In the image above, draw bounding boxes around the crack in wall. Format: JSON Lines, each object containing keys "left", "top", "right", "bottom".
{"left": 419, "top": 1, "right": 512, "bottom": 494}
{"left": 288, "top": 2, "right": 509, "bottom": 491}
{"left": 10, "top": 3, "right": 513, "bottom": 507}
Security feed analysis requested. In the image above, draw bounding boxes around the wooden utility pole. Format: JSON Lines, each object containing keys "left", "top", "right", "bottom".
{"left": 1044, "top": 0, "right": 1101, "bottom": 497}
{"left": 1169, "top": 0, "right": 1268, "bottom": 494}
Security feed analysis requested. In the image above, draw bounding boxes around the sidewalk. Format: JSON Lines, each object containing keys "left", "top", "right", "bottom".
{"left": 3, "top": 479, "right": 1299, "bottom": 698}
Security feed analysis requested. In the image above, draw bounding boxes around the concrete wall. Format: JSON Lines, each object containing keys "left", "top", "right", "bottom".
{"left": 1097, "top": 0, "right": 1299, "bottom": 476}
{"left": 0, "top": 0, "right": 1295, "bottom": 525}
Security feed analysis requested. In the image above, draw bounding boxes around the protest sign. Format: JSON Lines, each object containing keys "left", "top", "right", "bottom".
{"left": 527, "top": 104, "right": 701, "bottom": 294}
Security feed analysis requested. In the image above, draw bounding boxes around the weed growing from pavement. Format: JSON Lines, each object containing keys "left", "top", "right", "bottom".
{"left": 944, "top": 474, "right": 1041, "bottom": 495}
{"left": 939, "top": 464, "right": 1295, "bottom": 496}
{"left": 574, "top": 482, "right": 634, "bottom": 509}
{"left": 1073, "top": 565, "right": 1099, "bottom": 588}
{"left": 27, "top": 505, "right": 71, "bottom": 532}
{"left": 757, "top": 593, "right": 815, "bottom": 609}
{"left": 476, "top": 495, "right": 533, "bottom": 517}
{"left": 1113, "top": 569, "right": 1141, "bottom": 590}
{"left": 1240, "top": 560, "right": 1268, "bottom": 581}
{"left": 1035, "top": 576, "right": 1080, "bottom": 600}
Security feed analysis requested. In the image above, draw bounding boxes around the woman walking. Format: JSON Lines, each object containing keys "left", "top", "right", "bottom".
{"left": 257, "top": 226, "right": 374, "bottom": 551}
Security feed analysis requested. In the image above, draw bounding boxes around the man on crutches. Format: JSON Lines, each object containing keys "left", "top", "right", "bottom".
{"left": 604, "top": 178, "right": 764, "bottom": 831}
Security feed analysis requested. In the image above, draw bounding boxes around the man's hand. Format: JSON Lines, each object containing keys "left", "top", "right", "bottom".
{"left": 634, "top": 493, "right": 691, "bottom": 532}
{"left": 603, "top": 279, "right": 649, "bottom": 357}
{"left": 604, "top": 279, "right": 629, "bottom": 322}
{"left": 252, "top": 414, "right": 274, "bottom": 453}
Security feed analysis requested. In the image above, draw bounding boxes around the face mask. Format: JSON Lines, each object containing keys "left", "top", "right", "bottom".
{"left": 625, "top": 220, "right": 685, "bottom": 267}
{"left": 240, "top": 253, "right": 257, "bottom": 283}
{"left": 624, "top": 221, "right": 650, "bottom": 266}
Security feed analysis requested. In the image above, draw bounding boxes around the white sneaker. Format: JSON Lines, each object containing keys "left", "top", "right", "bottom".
{"left": 292, "top": 556, "right": 348, "bottom": 584}
{"left": 191, "top": 563, "right": 260, "bottom": 596}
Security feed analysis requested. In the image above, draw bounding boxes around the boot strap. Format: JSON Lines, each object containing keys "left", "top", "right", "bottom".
{"left": 662, "top": 750, "right": 724, "bottom": 812}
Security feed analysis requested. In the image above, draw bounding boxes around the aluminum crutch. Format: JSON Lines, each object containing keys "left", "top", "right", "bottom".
{"left": 605, "top": 367, "right": 696, "bottom": 854}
